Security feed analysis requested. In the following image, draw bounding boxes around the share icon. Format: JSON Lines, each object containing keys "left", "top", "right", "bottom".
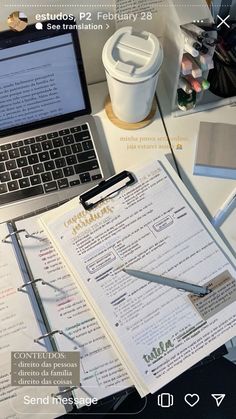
{"left": 211, "top": 394, "right": 226, "bottom": 407}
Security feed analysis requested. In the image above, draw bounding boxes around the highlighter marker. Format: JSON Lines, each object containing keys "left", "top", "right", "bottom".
{"left": 183, "top": 33, "right": 202, "bottom": 51}
{"left": 200, "top": 79, "right": 210, "bottom": 90}
{"left": 178, "top": 77, "right": 192, "bottom": 93}
{"left": 186, "top": 55, "right": 202, "bottom": 78}
{"left": 199, "top": 53, "right": 212, "bottom": 65}
{"left": 184, "top": 42, "right": 199, "bottom": 57}
{"left": 185, "top": 75, "right": 202, "bottom": 93}
{"left": 183, "top": 23, "right": 209, "bottom": 38}
{"left": 200, "top": 60, "right": 214, "bottom": 71}
{"left": 181, "top": 55, "right": 192, "bottom": 75}
{"left": 200, "top": 44, "right": 209, "bottom": 55}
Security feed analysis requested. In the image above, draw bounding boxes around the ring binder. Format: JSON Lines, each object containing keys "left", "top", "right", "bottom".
{"left": 17, "top": 278, "right": 45, "bottom": 291}
{"left": 34, "top": 329, "right": 63, "bottom": 343}
{"left": 51, "top": 386, "right": 77, "bottom": 398}
{"left": 2, "top": 229, "right": 26, "bottom": 243}
{"left": 80, "top": 171, "right": 136, "bottom": 210}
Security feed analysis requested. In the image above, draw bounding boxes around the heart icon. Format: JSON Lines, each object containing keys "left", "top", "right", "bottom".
{"left": 184, "top": 393, "right": 200, "bottom": 407}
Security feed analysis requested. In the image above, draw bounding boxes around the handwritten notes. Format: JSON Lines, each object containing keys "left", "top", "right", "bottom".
{"left": 39, "top": 160, "right": 236, "bottom": 397}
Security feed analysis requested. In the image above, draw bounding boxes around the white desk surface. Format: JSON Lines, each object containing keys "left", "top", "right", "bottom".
{"left": 88, "top": 82, "right": 236, "bottom": 254}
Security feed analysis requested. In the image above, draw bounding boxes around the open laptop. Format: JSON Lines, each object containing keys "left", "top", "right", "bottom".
{"left": 0, "top": 21, "right": 110, "bottom": 222}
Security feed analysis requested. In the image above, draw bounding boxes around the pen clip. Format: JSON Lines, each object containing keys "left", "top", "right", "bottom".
{"left": 80, "top": 171, "right": 136, "bottom": 210}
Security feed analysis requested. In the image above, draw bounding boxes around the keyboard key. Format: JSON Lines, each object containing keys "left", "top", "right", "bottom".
{"left": 74, "top": 131, "right": 91, "bottom": 142}
{"left": 31, "top": 143, "right": 42, "bottom": 153}
{"left": 52, "top": 137, "right": 63, "bottom": 148}
{"left": 13, "top": 141, "right": 23, "bottom": 148}
{"left": 92, "top": 174, "right": 102, "bottom": 181}
{"left": 0, "top": 184, "right": 7, "bottom": 194}
{"left": 33, "top": 163, "right": 44, "bottom": 174}
{"left": 36, "top": 135, "right": 47, "bottom": 141}
{"left": 77, "top": 150, "right": 96, "bottom": 163}
{"left": 70, "top": 179, "right": 80, "bottom": 187}
{"left": 44, "top": 181, "right": 58, "bottom": 193}
{"left": 74, "top": 160, "right": 99, "bottom": 174}
{"left": 63, "top": 135, "right": 74, "bottom": 145}
{"left": 30, "top": 175, "right": 41, "bottom": 186}
{"left": 39, "top": 151, "right": 50, "bottom": 162}
{"left": 0, "top": 185, "right": 44, "bottom": 204}
{"left": 42, "top": 140, "right": 53, "bottom": 150}
{"left": 22, "top": 166, "right": 33, "bottom": 177}
{"left": 63, "top": 166, "right": 74, "bottom": 177}
{"left": 0, "top": 151, "right": 9, "bottom": 161}
{"left": 55, "top": 158, "right": 66, "bottom": 168}
{"left": 66, "top": 155, "right": 76, "bottom": 165}
{"left": 72, "top": 143, "right": 82, "bottom": 154}
{"left": 82, "top": 140, "right": 93, "bottom": 151}
{"left": 19, "top": 146, "right": 31, "bottom": 156}
{"left": 59, "top": 129, "right": 70, "bottom": 136}
{"left": 61, "top": 146, "right": 71, "bottom": 156}
{"left": 7, "top": 180, "right": 19, "bottom": 191}
{"left": 6, "top": 160, "right": 16, "bottom": 171}
{"left": 9, "top": 149, "right": 20, "bottom": 159}
{"left": 70, "top": 126, "right": 81, "bottom": 133}
{"left": 1, "top": 144, "right": 12, "bottom": 151}
{"left": 58, "top": 178, "right": 69, "bottom": 189}
{"left": 24, "top": 137, "right": 35, "bottom": 145}
{"left": 0, "top": 163, "right": 5, "bottom": 172}
{"left": 80, "top": 172, "right": 91, "bottom": 183}
{"left": 81, "top": 124, "right": 88, "bottom": 130}
{"left": 19, "top": 178, "right": 30, "bottom": 189}
{"left": 41, "top": 172, "right": 52, "bottom": 183}
{"left": 11, "top": 169, "right": 22, "bottom": 180}
{"left": 16, "top": 157, "right": 28, "bottom": 167}
{"left": 0, "top": 172, "right": 10, "bottom": 182}
{"left": 50, "top": 149, "right": 61, "bottom": 159}
{"left": 44, "top": 161, "right": 55, "bottom": 171}
{"left": 52, "top": 169, "right": 63, "bottom": 180}
{"left": 47, "top": 132, "right": 58, "bottom": 139}
{"left": 28, "top": 155, "right": 39, "bottom": 165}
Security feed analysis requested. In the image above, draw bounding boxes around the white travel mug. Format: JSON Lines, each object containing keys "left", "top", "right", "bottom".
{"left": 102, "top": 26, "right": 163, "bottom": 123}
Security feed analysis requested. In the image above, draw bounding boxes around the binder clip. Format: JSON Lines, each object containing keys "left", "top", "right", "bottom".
{"left": 80, "top": 170, "right": 136, "bottom": 210}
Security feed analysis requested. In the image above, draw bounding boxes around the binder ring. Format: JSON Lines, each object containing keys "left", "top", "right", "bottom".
{"left": 2, "top": 229, "right": 26, "bottom": 243}
{"left": 17, "top": 278, "right": 45, "bottom": 291}
{"left": 34, "top": 330, "right": 63, "bottom": 343}
{"left": 51, "top": 386, "right": 77, "bottom": 398}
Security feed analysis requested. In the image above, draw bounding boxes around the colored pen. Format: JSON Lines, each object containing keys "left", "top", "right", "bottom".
{"left": 212, "top": 188, "right": 236, "bottom": 227}
{"left": 178, "top": 77, "right": 192, "bottom": 93}
{"left": 123, "top": 269, "right": 211, "bottom": 296}
{"left": 184, "top": 43, "right": 199, "bottom": 58}
{"left": 183, "top": 23, "right": 209, "bottom": 38}
{"left": 181, "top": 55, "right": 192, "bottom": 75}
{"left": 185, "top": 75, "right": 202, "bottom": 92}
{"left": 198, "top": 78, "right": 210, "bottom": 90}
{"left": 186, "top": 55, "right": 202, "bottom": 78}
{"left": 183, "top": 33, "right": 202, "bottom": 51}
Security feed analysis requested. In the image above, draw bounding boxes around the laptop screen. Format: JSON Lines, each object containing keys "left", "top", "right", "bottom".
{"left": 0, "top": 30, "right": 88, "bottom": 133}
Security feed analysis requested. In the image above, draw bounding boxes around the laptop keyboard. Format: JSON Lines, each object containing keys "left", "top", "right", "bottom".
{"left": 0, "top": 123, "right": 102, "bottom": 205}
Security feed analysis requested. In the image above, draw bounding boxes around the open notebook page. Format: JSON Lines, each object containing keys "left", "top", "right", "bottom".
{"left": 0, "top": 223, "right": 65, "bottom": 419}
{"left": 15, "top": 215, "right": 132, "bottom": 404}
{"left": 39, "top": 159, "right": 236, "bottom": 396}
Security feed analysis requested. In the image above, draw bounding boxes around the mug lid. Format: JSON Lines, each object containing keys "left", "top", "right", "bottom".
{"left": 102, "top": 26, "right": 163, "bottom": 83}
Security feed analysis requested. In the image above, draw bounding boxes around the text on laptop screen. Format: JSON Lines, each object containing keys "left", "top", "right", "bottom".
{"left": 0, "top": 33, "right": 86, "bottom": 131}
